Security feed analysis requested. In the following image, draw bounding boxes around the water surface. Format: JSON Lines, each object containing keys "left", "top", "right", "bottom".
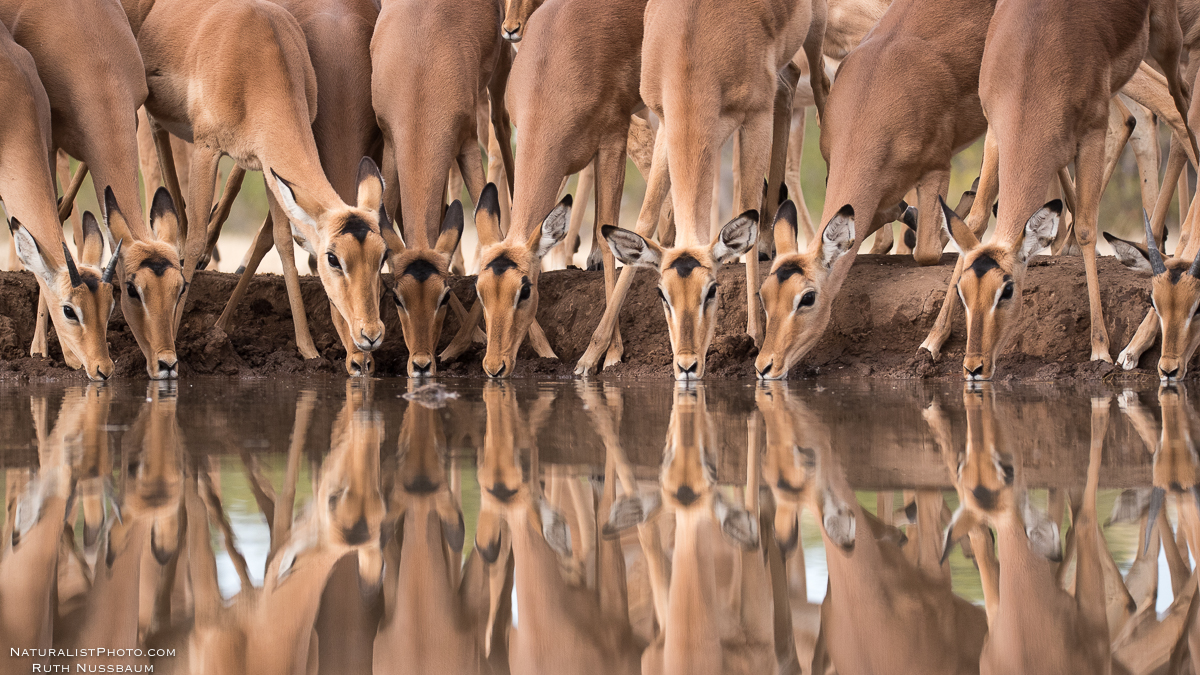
{"left": 1, "top": 377, "right": 1193, "bottom": 674}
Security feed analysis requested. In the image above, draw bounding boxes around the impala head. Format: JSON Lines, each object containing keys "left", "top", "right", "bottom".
{"left": 318, "top": 381, "right": 387, "bottom": 586}
{"left": 942, "top": 198, "right": 1060, "bottom": 381}
{"left": 271, "top": 158, "right": 389, "bottom": 374}
{"left": 755, "top": 202, "right": 855, "bottom": 379}
{"left": 1107, "top": 213, "right": 1200, "bottom": 382}
{"left": 386, "top": 202, "right": 463, "bottom": 377}
{"left": 474, "top": 383, "right": 570, "bottom": 562}
{"left": 475, "top": 185, "right": 569, "bottom": 378}
{"left": 105, "top": 187, "right": 186, "bottom": 380}
{"left": 389, "top": 391, "right": 464, "bottom": 552}
{"left": 10, "top": 216, "right": 117, "bottom": 380}
{"left": 606, "top": 213, "right": 758, "bottom": 381}
{"left": 942, "top": 386, "right": 1060, "bottom": 562}
{"left": 501, "top": 0, "right": 544, "bottom": 41}
{"left": 755, "top": 383, "right": 855, "bottom": 554}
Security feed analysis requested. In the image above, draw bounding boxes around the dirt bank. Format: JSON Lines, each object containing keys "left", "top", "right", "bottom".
{"left": 0, "top": 254, "right": 1168, "bottom": 382}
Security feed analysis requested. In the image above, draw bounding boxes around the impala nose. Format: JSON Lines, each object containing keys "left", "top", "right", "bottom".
{"left": 411, "top": 356, "right": 432, "bottom": 377}
{"left": 756, "top": 361, "right": 774, "bottom": 379}
{"left": 485, "top": 361, "right": 507, "bottom": 378}
{"left": 964, "top": 364, "right": 985, "bottom": 380}
{"left": 676, "top": 357, "right": 699, "bottom": 380}
{"left": 1161, "top": 366, "right": 1180, "bottom": 381}
{"left": 503, "top": 22, "right": 522, "bottom": 41}
{"left": 358, "top": 325, "right": 383, "bottom": 351}
{"left": 156, "top": 357, "right": 179, "bottom": 379}
{"left": 344, "top": 517, "right": 370, "bottom": 546}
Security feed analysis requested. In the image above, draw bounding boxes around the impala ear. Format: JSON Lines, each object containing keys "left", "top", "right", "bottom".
{"left": 602, "top": 225, "right": 663, "bottom": 269}
{"left": 435, "top": 200, "right": 465, "bottom": 257}
{"left": 79, "top": 212, "right": 105, "bottom": 266}
{"left": 941, "top": 503, "right": 979, "bottom": 564}
{"left": 821, "top": 488, "right": 855, "bottom": 551}
{"left": 774, "top": 502, "right": 800, "bottom": 555}
{"left": 711, "top": 210, "right": 759, "bottom": 265}
{"left": 818, "top": 206, "right": 855, "bottom": 269}
{"left": 435, "top": 491, "right": 465, "bottom": 552}
{"left": 475, "top": 183, "right": 503, "bottom": 248}
{"left": 270, "top": 170, "right": 319, "bottom": 253}
{"left": 102, "top": 187, "right": 133, "bottom": 253}
{"left": 10, "top": 220, "right": 59, "bottom": 287}
{"left": 149, "top": 187, "right": 183, "bottom": 256}
{"left": 774, "top": 200, "right": 800, "bottom": 256}
{"left": 940, "top": 196, "right": 979, "bottom": 255}
{"left": 355, "top": 157, "right": 385, "bottom": 214}
{"left": 1103, "top": 232, "right": 1154, "bottom": 275}
{"left": 713, "top": 491, "right": 759, "bottom": 550}
{"left": 1016, "top": 200, "right": 1061, "bottom": 263}
{"left": 538, "top": 498, "right": 573, "bottom": 557}
{"left": 527, "top": 195, "right": 571, "bottom": 258}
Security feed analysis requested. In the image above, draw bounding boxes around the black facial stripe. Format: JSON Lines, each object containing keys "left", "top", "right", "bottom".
{"left": 485, "top": 255, "right": 518, "bottom": 276}
{"left": 340, "top": 214, "right": 372, "bottom": 243}
{"left": 969, "top": 255, "right": 1001, "bottom": 278}
{"left": 403, "top": 259, "right": 440, "bottom": 282}
{"left": 774, "top": 263, "right": 804, "bottom": 282}
{"left": 139, "top": 255, "right": 175, "bottom": 277}
{"left": 668, "top": 254, "right": 704, "bottom": 277}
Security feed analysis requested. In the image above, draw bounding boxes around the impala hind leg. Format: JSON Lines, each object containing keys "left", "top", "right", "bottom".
{"left": 739, "top": 115, "right": 774, "bottom": 347}
{"left": 216, "top": 214, "right": 274, "bottom": 333}
{"left": 575, "top": 124, "right": 671, "bottom": 376}
{"left": 912, "top": 169, "right": 951, "bottom": 266}
{"left": 268, "top": 191, "right": 320, "bottom": 360}
{"left": 1074, "top": 127, "right": 1113, "bottom": 362}
{"left": 596, "top": 141, "right": 629, "bottom": 368}
{"left": 176, "top": 145, "right": 220, "bottom": 332}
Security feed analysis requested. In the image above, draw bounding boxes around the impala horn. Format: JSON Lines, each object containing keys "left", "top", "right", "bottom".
{"left": 1144, "top": 209, "right": 1167, "bottom": 276}
{"left": 102, "top": 239, "right": 123, "bottom": 285}
{"left": 62, "top": 243, "right": 82, "bottom": 287}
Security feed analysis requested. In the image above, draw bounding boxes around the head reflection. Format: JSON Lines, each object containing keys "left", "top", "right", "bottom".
{"left": 937, "top": 385, "right": 1111, "bottom": 675}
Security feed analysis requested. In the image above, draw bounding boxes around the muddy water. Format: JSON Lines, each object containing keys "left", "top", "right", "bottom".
{"left": 0, "top": 377, "right": 1194, "bottom": 673}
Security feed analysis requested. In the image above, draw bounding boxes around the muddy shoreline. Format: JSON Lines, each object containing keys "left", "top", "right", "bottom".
{"left": 0, "top": 254, "right": 1169, "bottom": 382}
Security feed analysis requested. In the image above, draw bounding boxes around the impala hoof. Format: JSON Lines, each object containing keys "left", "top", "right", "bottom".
{"left": 1091, "top": 350, "right": 1114, "bottom": 364}
{"left": 1116, "top": 350, "right": 1138, "bottom": 371}
{"left": 918, "top": 343, "right": 941, "bottom": 362}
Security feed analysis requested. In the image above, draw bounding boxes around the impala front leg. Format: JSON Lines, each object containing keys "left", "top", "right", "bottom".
{"left": 1117, "top": 309, "right": 1160, "bottom": 371}
{"left": 739, "top": 115, "right": 773, "bottom": 347}
{"left": 575, "top": 124, "right": 671, "bottom": 376}
{"left": 595, "top": 141, "right": 629, "bottom": 367}
{"left": 267, "top": 191, "right": 319, "bottom": 360}
{"left": 1073, "top": 126, "right": 1113, "bottom": 363}
{"left": 216, "top": 214, "right": 274, "bottom": 333}
{"left": 176, "top": 144, "right": 220, "bottom": 332}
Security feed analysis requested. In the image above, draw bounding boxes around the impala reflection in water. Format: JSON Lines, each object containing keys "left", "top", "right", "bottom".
{"left": 0, "top": 377, "right": 1192, "bottom": 674}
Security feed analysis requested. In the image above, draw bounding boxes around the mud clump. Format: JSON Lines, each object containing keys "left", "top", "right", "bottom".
{"left": 0, "top": 254, "right": 1168, "bottom": 382}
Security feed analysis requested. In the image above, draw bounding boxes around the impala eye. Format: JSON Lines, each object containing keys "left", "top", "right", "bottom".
{"left": 326, "top": 253, "right": 342, "bottom": 270}
{"left": 1000, "top": 282, "right": 1014, "bottom": 301}
{"left": 657, "top": 287, "right": 667, "bottom": 304}
{"left": 518, "top": 280, "right": 531, "bottom": 303}
{"left": 438, "top": 289, "right": 451, "bottom": 308}
{"left": 63, "top": 306, "right": 78, "bottom": 322}
{"left": 798, "top": 290, "right": 816, "bottom": 308}
{"left": 705, "top": 284, "right": 718, "bottom": 303}
{"left": 125, "top": 282, "right": 141, "bottom": 302}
